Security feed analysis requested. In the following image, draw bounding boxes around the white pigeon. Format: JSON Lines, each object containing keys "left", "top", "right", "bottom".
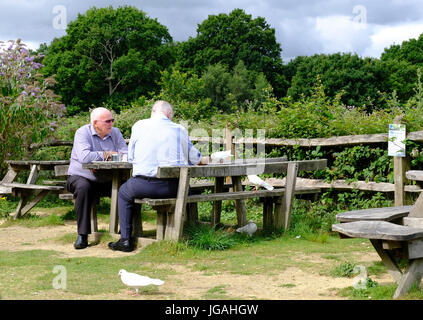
{"left": 210, "top": 150, "right": 232, "bottom": 163}
{"left": 236, "top": 220, "right": 258, "bottom": 237}
{"left": 118, "top": 269, "right": 164, "bottom": 295}
{"left": 247, "top": 174, "right": 274, "bottom": 191}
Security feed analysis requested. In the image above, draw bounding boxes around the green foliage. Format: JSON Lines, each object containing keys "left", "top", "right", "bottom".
{"left": 331, "top": 261, "right": 357, "bottom": 277}
{"left": 42, "top": 5, "right": 174, "bottom": 114}
{"left": 285, "top": 53, "right": 385, "bottom": 111}
{"left": 177, "top": 8, "right": 286, "bottom": 97}
{"left": 0, "top": 39, "right": 65, "bottom": 175}
{"left": 331, "top": 146, "right": 392, "bottom": 182}
{"left": 185, "top": 224, "right": 239, "bottom": 251}
{"left": 157, "top": 68, "right": 217, "bottom": 121}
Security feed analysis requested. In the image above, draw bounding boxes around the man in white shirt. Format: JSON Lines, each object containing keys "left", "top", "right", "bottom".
{"left": 108, "top": 100, "right": 208, "bottom": 252}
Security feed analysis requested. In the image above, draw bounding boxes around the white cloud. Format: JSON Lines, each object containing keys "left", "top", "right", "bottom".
{"left": 364, "top": 21, "right": 423, "bottom": 58}
{"left": 315, "top": 14, "right": 371, "bottom": 55}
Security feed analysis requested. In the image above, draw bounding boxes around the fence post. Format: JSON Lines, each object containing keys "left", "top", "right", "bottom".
{"left": 393, "top": 116, "right": 411, "bottom": 206}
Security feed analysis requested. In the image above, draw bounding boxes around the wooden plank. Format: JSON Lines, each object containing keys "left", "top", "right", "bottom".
{"left": 404, "top": 217, "right": 423, "bottom": 228}
{"left": 109, "top": 170, "right": 120, "bottom": 234}
{"left": 1, "top": 183, "right": 63, "bottom": 191}
{"left": 232, "top": 176, "right": 247, "bottom": 227}
{"left": 18, "top": 190, "right": 50, "bottom": 217}
{"left": 135, "top": 189, "right": 285, "bottom": 206}
{"left": 157, "top": 159, "right": 327, "bottom": 179}
{"left": 263, "top": 198, "right": 273, "bottom": 229}
{"left": 83, "top": 162, "right": 132, "bottom": 170}
{"left": 406, "top": 170, "right": 423, "bottom": 182}
{"left": 409, "top": 192, "right": 423, "bottom": 218}
{"left": 234, "top": 133, "right": 390, "bottom": 147}
{"left": 382, "top": 241, "right": 403, "bottom": 250}
{"left": 283, "top": 162, "right": 298, "bottom": 230}
{"left": 335, "top": 206, "right": 413, "bottom": 222}
{"left": 155, "top": 207, "right": 168, "bottom": 240}
{"left": 166, "top": 167, "right": 190, "bottom": 241}
{"left": 394, "top": 156, "right": 410, "bottom": 206}
{"left": 12, "top": 191, "right": 29, "bottom": 219}
{"left": 1, "top": 165, "right": 19, "bottom": 183}
{"left": 59, "top": 193, "right": 74, "bottom": 200}
{"left": 332, "top": 221, "right": 423, "bottom": 241}
{"left": 23, "top": 130, "right": 423, "bottom": 149}
{"left": 393, "top": 258, "right": 423, "bottom": 299}
{"left": 370, "top": 239, "right": 403, "bottom": 284}
{"left": 54, "top": 165, "right": 69, "bottom": 177}
{"left": 211, "top": 177, "right": 224, "bottom": 226}
{"left": 408, "top": 239, "right": 423, "bottom": 259}
{"left": 5, "top": 160, "right": 70, "bottom": 171}
{"left": 43, "top": 180, "right": 66, "bottom": 185}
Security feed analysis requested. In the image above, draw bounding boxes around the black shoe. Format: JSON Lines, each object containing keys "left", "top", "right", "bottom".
{"left": 74, "top": 234, "right": 88, "bottom": 249}
{"left": 108, "top": 238, "right": 133, "bottom": 252}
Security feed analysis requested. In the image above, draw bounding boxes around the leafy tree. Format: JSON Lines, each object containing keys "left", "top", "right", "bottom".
{"left": 42, "top": 6, "right": 174, "bottom": 114}
{"left": 200, "top": 60, "right": 272, "bottom": 112}
{"left": 380, "top": 33, "right": 423, "bottom": 102}
{"left": 285, "top": 53, "right": 384, "bottom": 111}
{"left": 177, "top": 8, "right": 287, "bottom": 97}
{"left": 0, "top": 39, "right": 65, "bottom": 175}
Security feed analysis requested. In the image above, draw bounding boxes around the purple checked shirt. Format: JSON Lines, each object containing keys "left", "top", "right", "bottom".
{"left": 68, "top": 124, "right": 128, "bottom": 181}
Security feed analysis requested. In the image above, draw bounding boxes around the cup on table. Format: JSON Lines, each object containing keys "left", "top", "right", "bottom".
{"left": 111, "top": 153, "right": 119, "bottom": 161}
{"left": 119, "top": 153, "right": 128, "bottom": 162}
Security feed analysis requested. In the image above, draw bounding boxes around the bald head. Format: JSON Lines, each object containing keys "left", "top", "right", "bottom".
{"left": 151, "top": 100, "right": 173, "bottom": 120}
{"left": 90, "top": 107, "right": 112, "bottom": 124}
{"left": 90, "top": 107, "right": 114, "bottom": 138}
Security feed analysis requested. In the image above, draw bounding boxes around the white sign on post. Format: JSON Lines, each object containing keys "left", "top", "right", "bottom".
{"left": 388, "top": 124, "right": 406, "bottom": 157}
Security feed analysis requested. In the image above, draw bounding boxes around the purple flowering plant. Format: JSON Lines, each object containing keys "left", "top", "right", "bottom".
{"left": 0, "top": 39, "right": 66, "bottom": 173}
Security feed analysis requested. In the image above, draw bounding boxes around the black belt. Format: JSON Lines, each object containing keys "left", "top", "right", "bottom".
{"left": 135, "top": 175, "right": 177, "bottom": 181}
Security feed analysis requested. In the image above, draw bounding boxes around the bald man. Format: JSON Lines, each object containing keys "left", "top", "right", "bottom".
{"left": 67, "top": 107, "right": 128, "bottom": 249}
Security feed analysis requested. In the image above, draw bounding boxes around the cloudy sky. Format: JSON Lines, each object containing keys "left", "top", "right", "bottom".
{"left": 1, "top": 0, "right": 423, "bottom": 61}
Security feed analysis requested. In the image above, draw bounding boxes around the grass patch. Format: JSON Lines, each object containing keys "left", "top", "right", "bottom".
{"left": 203, "top": 285, "right": 230, "bottom": 299}
{"left": 185, "top": 224, "right": 240, "bottom": 251}
{"left": 0, "top": 213, "right": 66, "bottom": 228}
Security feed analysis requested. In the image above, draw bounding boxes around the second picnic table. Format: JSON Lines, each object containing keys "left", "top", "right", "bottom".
{"left": 0, "top": 160, "right": 70, "bottom": 219}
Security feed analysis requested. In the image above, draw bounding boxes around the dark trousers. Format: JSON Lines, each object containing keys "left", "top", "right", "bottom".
{"left": 66, "top": 175, "right": 112, "bottom": 235}
{"left": 118, "top": 176, "right": 179, "bottom": 239}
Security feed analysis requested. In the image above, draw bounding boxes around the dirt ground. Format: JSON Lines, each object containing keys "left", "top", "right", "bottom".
{"left": 0, "top": 218, "right": 394, "bottom": 300}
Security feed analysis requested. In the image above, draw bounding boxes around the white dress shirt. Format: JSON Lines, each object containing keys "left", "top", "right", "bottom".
{"left": 128, "top": 115, "right": 202, "bottom": 177}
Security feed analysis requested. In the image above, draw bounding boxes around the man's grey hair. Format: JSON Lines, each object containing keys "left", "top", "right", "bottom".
{"left": 151, "top": 100, "right": 173, "bottom": 119}
{"left": 90, "top": 107, "right": 111, "bottom": 124}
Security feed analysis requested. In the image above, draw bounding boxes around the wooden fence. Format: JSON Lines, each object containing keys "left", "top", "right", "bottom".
{"left": 28, "top": 125, "right": 423, "bottom": 206}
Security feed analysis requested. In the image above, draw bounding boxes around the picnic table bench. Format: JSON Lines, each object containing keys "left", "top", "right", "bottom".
{"left": 332, "top": 170, "right": 423, "bottom": 299}
{"left": 133, "top": 159, "right": 327, "bottom": 241}
{"left": 0, "top": 160, "right": 70, "bottom": 219}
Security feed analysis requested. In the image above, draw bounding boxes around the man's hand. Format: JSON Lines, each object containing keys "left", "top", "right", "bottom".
{"left": 198, "top": 156, "right": 210, "bottom": 165}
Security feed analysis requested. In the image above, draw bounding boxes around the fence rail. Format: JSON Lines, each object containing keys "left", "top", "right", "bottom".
{"left": 26, "top": 126, "right": 423, "bottom": 205}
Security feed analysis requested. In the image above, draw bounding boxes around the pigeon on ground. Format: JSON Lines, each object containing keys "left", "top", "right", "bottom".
{"left": 236, "top": 220, "right": 258, "bottom": 237}
{"left": 210, "top": 150, "right": 232, "bottom": 163}
{"left": 247, "top": 174, "right": 274, "bottom": 191}
{"left": 118, "top": 269, "right": 164, "bottom": 295}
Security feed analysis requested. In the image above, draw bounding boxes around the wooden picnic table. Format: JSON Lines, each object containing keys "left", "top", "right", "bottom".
{"left": 84, "top": 158, "right": 327, "bottom": 241}
{"left": 332, "top": 169, "right": 423, "bottom": 299}
{"left": 0, "top": 160, "right": 70, "bottom": 218}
